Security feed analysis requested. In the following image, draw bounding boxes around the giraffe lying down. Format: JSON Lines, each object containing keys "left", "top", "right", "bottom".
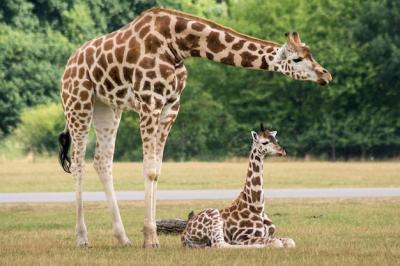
{"left": 181, "top": 124, "right": 295, "bottom": 248}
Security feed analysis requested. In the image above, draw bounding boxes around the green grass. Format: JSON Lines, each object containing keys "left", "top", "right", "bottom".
{"left": 0, "top": 198, "right": 399, "bottom": 265}
{"left": 0, "top": 159, "right": 399, "bottom": 192}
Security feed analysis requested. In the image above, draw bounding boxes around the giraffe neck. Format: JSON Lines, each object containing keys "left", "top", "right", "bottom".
{"left": 243, "top": 146, "right": 265, "bottom": 207}
{"left": 153, "top": 8, "right": 281, "bottom": 71}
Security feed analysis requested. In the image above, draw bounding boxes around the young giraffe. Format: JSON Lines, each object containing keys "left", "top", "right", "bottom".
{"left": 181, "top": 124, "right": 295, "bottom": 248}
{"left": 58, "top": 7, "right": 332, "bottom": 248}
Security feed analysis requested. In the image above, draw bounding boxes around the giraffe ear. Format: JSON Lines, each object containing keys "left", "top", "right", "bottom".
{"left": 270, "top": 131, "right": 277, "bottom": 138}
{"left": 285, "top": 31, "right": 301, "bottom": 48}
{"left": 251, "top": 131, "right": 258, "bottom": 141}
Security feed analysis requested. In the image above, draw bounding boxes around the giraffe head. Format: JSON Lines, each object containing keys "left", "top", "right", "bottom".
{"left": 274, "top": 32, "right": 332, "bottom": 86}
{"left": 251, "top": 124, "right": 286, "bottom": 157}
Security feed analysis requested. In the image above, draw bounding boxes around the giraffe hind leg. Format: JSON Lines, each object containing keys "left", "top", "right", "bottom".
{"left": 92, "top": 99, "right": 131, "bottom": 246}
{"left": 181, "top": 209, "right": 227, "bottom": 248}
{"left": 181, "top": 210, "right": 212, "bottom": 248}
{"left": 66, "top": 99, "right": 93, "bottom": 247}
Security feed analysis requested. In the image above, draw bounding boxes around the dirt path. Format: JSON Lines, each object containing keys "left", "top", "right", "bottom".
{"left": 0, "top": 188, "right": 399, "bottom": 203}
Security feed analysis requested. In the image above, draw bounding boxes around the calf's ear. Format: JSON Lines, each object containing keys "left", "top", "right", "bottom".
{"left": 251, "top": 131, "right": 258, "bottom": 141}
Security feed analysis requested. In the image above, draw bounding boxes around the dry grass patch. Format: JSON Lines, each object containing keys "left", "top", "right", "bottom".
{"left": 0, "top": 160, "right": 399, "bottom": 192}
{"left": 0, "top": 198, "right": 399, "bottom": 265}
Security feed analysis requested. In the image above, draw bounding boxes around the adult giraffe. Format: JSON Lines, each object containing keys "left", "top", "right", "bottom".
{"left": 58, "top": 7, "right": 332, "bottom": 248}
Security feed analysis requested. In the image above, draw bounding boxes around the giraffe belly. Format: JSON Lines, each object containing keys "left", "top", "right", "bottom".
{"left": 93, "top": 82, "right": 140, "bottom": 112}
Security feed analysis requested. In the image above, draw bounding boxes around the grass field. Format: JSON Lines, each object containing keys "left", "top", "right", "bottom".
{"left": 0, "top": 159, "right": 399, "bottom": 192}
{"left": 0, "top": 198, "right": 399, "bottom": 265}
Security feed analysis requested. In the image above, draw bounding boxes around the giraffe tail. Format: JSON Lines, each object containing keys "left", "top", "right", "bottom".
{"left": 58, "top": 125, "right": 72, "bottom": 173}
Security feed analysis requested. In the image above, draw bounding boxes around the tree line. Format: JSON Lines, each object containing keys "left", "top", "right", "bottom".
{"left": 0, "top": 0, "right": 399, "bottom": 161}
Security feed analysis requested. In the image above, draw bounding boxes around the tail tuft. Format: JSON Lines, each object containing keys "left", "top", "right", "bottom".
{"left": 58, "top": 130, "right": 71, "bottom": 173}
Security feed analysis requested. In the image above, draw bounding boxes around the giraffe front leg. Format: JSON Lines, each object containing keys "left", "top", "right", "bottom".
{"left": 140, "top": 106, "right": 161, "bottom": 248}
{"left": 92, "top": 102, "right": 130, "bottom": 246}
{"left": 263, "top": 212, "right": 276, "bottom": 236}
{"left": 155, "top": 99, "right": 180, "bottom": 178}
{"left": 278, "top": 237, "right": 296, "bottom": 248}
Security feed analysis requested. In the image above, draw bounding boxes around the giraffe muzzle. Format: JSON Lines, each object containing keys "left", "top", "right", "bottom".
{"left": 317, "top": 71, "right": 332, "bottom": 86}
{"left": 277, "top": 149, "right": 286, "bottom": 157}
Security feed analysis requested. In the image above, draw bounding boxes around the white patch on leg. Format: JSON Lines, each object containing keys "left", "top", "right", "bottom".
{"left": 267, "top": 237, "right": 284, "bottom": 248}
{"left": 76, "top": 224, "right": 89, "bottom": 247}
{"left": 143, "top": 177, "right": 160, "bottom": 248}
{"left": 281, "top": 237, "right": 296, "bottom": 248}
{"left": 144, "top": 160, "right": 158, "bottom": 181}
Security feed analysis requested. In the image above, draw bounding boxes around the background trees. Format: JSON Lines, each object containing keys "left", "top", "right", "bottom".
{"left": 0, "top": 0, "right": 398, "bottom": 160}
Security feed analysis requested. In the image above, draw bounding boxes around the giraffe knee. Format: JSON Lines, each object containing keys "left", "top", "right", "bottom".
{"left": 143, "top": 160, "right": 159, "bottom": 181}
{"left": 268, "top": 224, "right": 276, "bottom": 236}
{"left": 146, "top": 171, "right": 159, "bottom": 181}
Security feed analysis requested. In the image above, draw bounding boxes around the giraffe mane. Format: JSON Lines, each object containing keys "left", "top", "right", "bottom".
{"left": 145, "top": 7, "right": 281, "bottom": 48}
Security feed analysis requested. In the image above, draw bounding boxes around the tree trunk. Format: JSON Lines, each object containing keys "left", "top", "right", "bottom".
{"left": 156, "top": 219, "right": 187, "bottom": 234}
{"left": 361, "top": 146, "right": 366, "bottom": 161}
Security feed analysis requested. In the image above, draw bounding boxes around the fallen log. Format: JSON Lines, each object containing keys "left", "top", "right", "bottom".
{"left": 156, "top": 219, "right": 187, "bottom": 234}
{"left": 156, "top": 211, "right": 193, "bottom": 235}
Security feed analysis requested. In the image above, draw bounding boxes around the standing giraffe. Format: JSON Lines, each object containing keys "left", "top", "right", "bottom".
{"left": 58, "top": 7, "right": 332, "bottom": 248}
{"left": 181, "top": 124, "right": 295, "bottom": 248}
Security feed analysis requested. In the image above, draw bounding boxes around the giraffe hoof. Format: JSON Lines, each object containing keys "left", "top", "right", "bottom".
{"left": 77, "top": 234, "right": 90, "bottom": 247}
{"left": 143, "top": 241, "right": 160, "bottom": 249}
{"left": 280, "top": 238, "right": 296, "bottom": 248}
{"left": 77, "top": 240, "right": 91, "bottom": 248}
{"left": 121, "top": 238, "right": 132, "bottom": 247}
{"left": 267, "top": 238, "right": 284, "bottom": 248}
{"left": 143, "top": 224, "right": 160, "bottom": 248}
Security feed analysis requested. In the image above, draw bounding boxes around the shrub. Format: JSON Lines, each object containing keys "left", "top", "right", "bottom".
{"left": 15, "top": 102, "right": 65, "bottom": 157}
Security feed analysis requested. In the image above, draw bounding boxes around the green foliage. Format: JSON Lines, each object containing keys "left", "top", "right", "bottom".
{"left": 0, "top": 23, "right": 73, "bottom": 135}
{"left": 61, "top": 3, "right": 96, "bottom": 43}
{"left": 15, "top": 102, "right": 64, "bottom": 155}
{"left": 114, "top": 87, "right": 237, "bottom": 161}
{"left": 164, "top": 87, "right": 237, "bottom": 160}
{"left": 0, "top": 0, "right": 399, "bottom": 160}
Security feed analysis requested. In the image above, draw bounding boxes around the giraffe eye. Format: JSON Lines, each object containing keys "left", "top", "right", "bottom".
{"left": 261, "top": 141, "right": 269, "bottom": 145}
{"left": 293, "top": 57, "right": 303, "bottom": 63}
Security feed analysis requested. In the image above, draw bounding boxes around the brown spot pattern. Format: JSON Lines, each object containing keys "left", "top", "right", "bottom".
{"left": 207, "top": 31, "right": 225, "bottom": 53}
{"left": 134, "top": 15, "right": 152, "bottom": 31}
{"left": 98, "top": 54, "right": 107, "bottom": 70}
{"left": 232, "top": 40, "right": 245, "bottom": 50}
{"left": 104, "top": 39, "right": 113, "bottom": 50}
{"left": 139, "top": 57, "right": 156, "bottom": 69}
{"left": 155, "top": 15, "right": 171, "bottom": 38}
{"left": 192, "top": 22, "right": 206, "bottom": 32}
{"left": 225, "top": 33, "right": 234, "bottom": 43}
{"left": 115, "top": 46, "right": 125, "bottom": 64}
{"left": 126, "top": 38, "right": 140, "bottom": 64}
{"left": 260, "top": 56, "right": 269, "bottom": 69}
{"left": 248, "top": 43, "right": 257, "bottom": 51}
{"left": 175, "top": 17, "right": 189, "bottom": 33}
{"left": 123, "top": 67, "right": 133, "bottom": 82}
{"left": 145, "top": 34, "right": 162, "bottom": 53}
{"left": 220, "top": 52, "right": 235, "bottom": 65}
{"left": 92, "top": 67, "right": 104, "bottom": 82}
{"left": 241, "top": 51, "right": 258, "bottom": 67}
{"left": 251, "top": 177, "right": 261, "bottom": 186}
{"left": 109, "top": 66, "right": 123, "bottom": 86}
